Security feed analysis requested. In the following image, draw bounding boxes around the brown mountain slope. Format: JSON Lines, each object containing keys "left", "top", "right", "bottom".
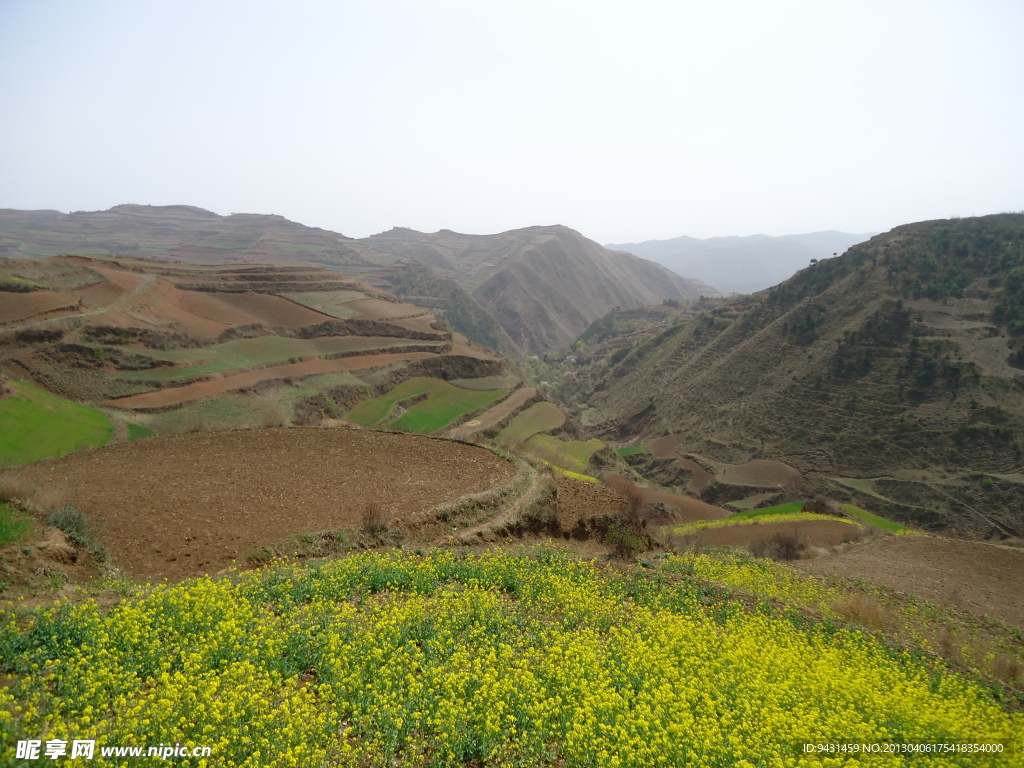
{"left": 0, "top": 205, "right": 513, "bottom": 354}
{"left": 362, "top": 225, "right": 719, "bottom": 355}
{"left": 581, "top": 214, "right": 1024, "bottom": 538}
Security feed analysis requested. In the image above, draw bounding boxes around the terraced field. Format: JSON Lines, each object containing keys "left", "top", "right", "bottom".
{"left": 496, "top": 401, "right": 565, "bottom": 444}
{"left": 716, "top": 458, "right": 803, "bottom": 487}
{"left": 525, "top": 434, "right": 604, "bottom": 473}
{"left": 0, "top": 255, "right": 524, "bottom": 474}
{"left": 347, "top": 377, "right": 505, "bottom": 434}
{"left": 614, "top": 444, "right": 646, "bottom": 456}
{"left": 105, "top": 352, "right": 440, "bottom": 409}
{"left": 280, "top": 289, "right": 369, "bottom": 318}
{"left": 115, "top": 335, "right": 437, "bottom": 381}
{"left": 455, "top": 387, "right": 537, "bottom": 436}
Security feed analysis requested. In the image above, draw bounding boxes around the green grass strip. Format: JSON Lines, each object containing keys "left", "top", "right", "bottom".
{"left": 730, "top": 502, "right": 807, "bottom": 519}
{"left": 669, "top": 512, "right": 856, "bottom": 536}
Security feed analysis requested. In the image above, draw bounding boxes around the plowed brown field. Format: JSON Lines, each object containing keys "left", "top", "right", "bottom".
{"left": 689, "top": 520, "right": 859, "bottom": 548}
{"left": 795, "top": 535, "right": 1024, "bottom": 629}
{"left": 12, "top": 428, "right": 516, "bottom": 581}
{"left": 717, "top": 459, "right": 803, "bottom": 487}
{"left": 461, "top": 388, "right": 537, "bottom": 435}
{"left": 602, "top": 473, "right": 730, "bottom": 523}
{"left": 647, "top": 433, "right": 685, "bottom": 459}
{"left": 345, "top": 297, "right": 425, "bottom": 320}
{"left": 205, "top": 291, "right": 335, "bottom": 328}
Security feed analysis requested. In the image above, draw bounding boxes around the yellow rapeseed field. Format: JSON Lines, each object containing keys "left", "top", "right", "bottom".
{"left": 1, "top": 550, "right": 1020, "bottom": 766}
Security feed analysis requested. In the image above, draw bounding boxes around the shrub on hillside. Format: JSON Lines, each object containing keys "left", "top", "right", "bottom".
{"left": 361, "top": 502, "right": 388, "bottom": 537}
{"left": 748, "top": 531, "right": 806, "bottom": 561}
{"left": 47, "top": 504, "right": 108, "bottom": 563}
{"left": 604, "top": 475, "right": 652, "bottom": 559}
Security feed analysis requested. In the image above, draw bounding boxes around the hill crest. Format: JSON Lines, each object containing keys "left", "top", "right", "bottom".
{"left": 363, "top": 224, "right": 719, "bottom": 355}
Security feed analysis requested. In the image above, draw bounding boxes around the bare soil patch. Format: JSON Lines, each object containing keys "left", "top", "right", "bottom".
{"left": 647, "top": 433, "right": 685, "bottom": 459}
{"left": 176, "top": 290, "right": 266, "bottom": 328}
{"left": 117, "top": 277, "right": 228, "bottom": 339}
{"left": 0, "top": 291, "right": 79, "bottom": 324}
{"left": 87, "top": 265, "right": 144, "bottom": 294}
{"left": 642, "top": 436, "right": 714, "bottom": 494}
{"left": 602, "top": 473, "right": 730, "bottom": 523}
{"left": 717, "top": 459, "right": 803, "bottom": 487}
{"left": 11, "top": 427, "right": 516, "bottom": 582}
{"left": 448, "top": 333, "right": 501, "bottom": 360}
{"left": 105, "top": 351, "right": 437, "bottom": 409}
{"left": 345, "top": 297, "right": 425, "bottom": 320}
{"left": 677, "top": 457, "right": 714, "bottom": 494}
{"left": 210, "top": 292, "right": 335, "bottom": 328}
{"left": 794, "top": 535, "right": 1024, "bottom": 630}
{"left": 391, "top": 314, "right": 444, "bottom": 335}
{"left": 77, "top": 280, "right": 127, "bottom": 309}
{"left": 691, "top": 520, "right": 859, "bottom": 548}
{"left": 554, "top": 475, "right": 627, "bottom": 528}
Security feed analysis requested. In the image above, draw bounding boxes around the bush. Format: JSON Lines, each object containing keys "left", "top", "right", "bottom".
{"left": 771, "top": 532, "right": 806, "bottom": 561}
{"left": 748, "top": 531, "right": 806, "bottom": 561}
{"left": 47, "top": 505, "right": 108, "bottom": 563}
{"left": 603, "top": 476, "right": 651, "bottom": 559}
{"left": 361, "top": 502, "right": 388, "bottom": 537}
{"left": 604, "top": 524, "right": 649, "bottom": 560}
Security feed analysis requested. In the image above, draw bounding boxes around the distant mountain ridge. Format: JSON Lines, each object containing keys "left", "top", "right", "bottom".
{"left": 0, "top": 207, "right": 717, "bottom": 358}
{"left": 607, "top": 230, "right": 875, "bottom": 294}
{"left": 0, "top": 205, "right": 514, "bottom": 354}
{"left": 362, "top": 225, "right": 719, "bottom": 355}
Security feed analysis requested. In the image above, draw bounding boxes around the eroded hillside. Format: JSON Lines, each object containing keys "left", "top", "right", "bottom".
{"left": 579, "top": 214, "right": 1024, "bottom": 537}
{"left": 363, "top": 225, "right": 719, "bottom": 355}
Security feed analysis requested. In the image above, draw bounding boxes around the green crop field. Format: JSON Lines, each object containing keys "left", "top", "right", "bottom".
{"left": 496, "top": 402, "right": 565, "bottom": 444}
{"left": 0, "top": 381, "right": 113, "bottom": 466}
{"left": 730, "top": 502, "right": 910, "bottom": 533}
{"left": 614, "top": 445, "right": 646, "bottom": 457}
{"left": 731, "top": 502, "right": 807, "bottom": 519}
{"left": 1, "top": 550, "right": 1018, "bottom": 766}
{"left": 840, "top": 503, "right": 912, "bottom": 532}
{"left": 116, "top": 336, "right": 432, "bottom": 382}
{"left": 525, "top": 434, "right": 604, "bottom": 473}
{"left": 348, "top": 377, "right": 504, "bottom": 434}
{"left": 280, "top": 290, "right": 367, "bottom": 318}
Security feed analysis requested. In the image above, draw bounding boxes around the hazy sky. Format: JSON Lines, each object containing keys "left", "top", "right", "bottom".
{"left": 1, "top": 0, "right": 1021, "bottom": 243}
